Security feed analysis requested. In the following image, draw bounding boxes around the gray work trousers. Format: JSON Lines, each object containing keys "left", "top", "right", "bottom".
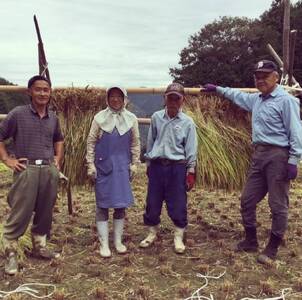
{"left": 240, "top": 145, "right": 290, "bottom": 238}
{"left": 3, "top": 164, "right": 59, "bottom": 245}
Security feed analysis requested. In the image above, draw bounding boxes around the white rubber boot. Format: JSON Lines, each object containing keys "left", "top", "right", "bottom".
{"left": 96, "top": 221, "right": 111, "bottom": 258}
{"left": 174, "top": 227, "right": 185, "bottom": 254}
{"left": 114, "top": 219, "right": 127, "bottom": 254}
{"left": 139, "top": 226, "right": 158, "bottom": 248}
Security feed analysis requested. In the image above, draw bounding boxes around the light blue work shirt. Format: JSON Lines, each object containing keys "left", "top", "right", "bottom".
{"left": 217, "top": 84, "right": 302, "bottom": 164}
{"left": 145, "top": 109, "right": 197, "bottom": 169}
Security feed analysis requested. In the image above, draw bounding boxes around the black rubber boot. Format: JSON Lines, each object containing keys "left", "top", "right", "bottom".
{"left": 257, "top": 233, "right": 282, "bottom": 264}
{"left": 235, "top": 227, "right": 258, "bottom": 252}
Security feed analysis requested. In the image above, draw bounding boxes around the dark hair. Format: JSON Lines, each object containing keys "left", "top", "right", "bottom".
{"left": 27, "top": 75, "right": 51, "bottom": 88}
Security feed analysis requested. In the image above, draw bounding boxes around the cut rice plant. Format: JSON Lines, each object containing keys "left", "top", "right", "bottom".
{"left": 52, "top": 88, "right": 107, "bottom": 186}
{"left": 51, "top": 89, "right": 252, "bottom": 190}
{"left": 186, "top": 93, "right": 252, "bottom": 190}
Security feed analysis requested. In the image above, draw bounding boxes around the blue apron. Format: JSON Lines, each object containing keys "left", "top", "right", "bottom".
{"left": 94, "top": 128, "right": 134, "bottom": 208}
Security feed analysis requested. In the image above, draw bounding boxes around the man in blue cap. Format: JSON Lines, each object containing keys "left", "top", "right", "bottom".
{"left": 204, "top": 60, "right": 302, "bottom": 264}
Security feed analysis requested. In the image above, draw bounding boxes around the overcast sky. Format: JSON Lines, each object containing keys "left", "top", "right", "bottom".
{"left": 0, "top": 0, "right": 299, "bottom": 87}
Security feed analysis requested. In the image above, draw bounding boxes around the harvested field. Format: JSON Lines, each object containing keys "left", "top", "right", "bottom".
{"left": 0, "top": 164, "right": 302, "bottom": 299}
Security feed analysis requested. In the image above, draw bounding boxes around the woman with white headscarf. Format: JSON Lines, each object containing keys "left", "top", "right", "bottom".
{"left": 86, "top": 86, "right": 140, "bottom": 257}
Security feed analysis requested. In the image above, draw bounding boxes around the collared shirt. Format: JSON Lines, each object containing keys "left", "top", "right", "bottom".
{"left": 145, "top": 109, "right": 197, "bottom": 169}
{"left": 217, "top": 85, "right": 302, "bottom": 164}
{"left": 0, "top": 104, "right": 64, "bottom": 160}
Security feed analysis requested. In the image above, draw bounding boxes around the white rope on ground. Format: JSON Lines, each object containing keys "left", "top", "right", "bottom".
{"left": 240, "top": 288, "right": 302, "bottom": 300}
{"left": 0, "top": 283, "right": 56, "bottom": 299}
{"left": 184, "top": 268, "right": 226, "bottom": 300}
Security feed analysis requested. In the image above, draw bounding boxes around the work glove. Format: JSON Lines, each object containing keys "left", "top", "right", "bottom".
{"left": 130, "top": 164, "right": 137, "bottom": 182}
{"left": 203, "top": 84, "right": 217, "bottom": 92}
{"left": 186, "top": 172, "right": 196, "bottom": 191}
{"left": 87, "top": 164, "right": 97, "bottom": 182}
{"left": 287, "top": 163, "right": 298, "bottom": 180}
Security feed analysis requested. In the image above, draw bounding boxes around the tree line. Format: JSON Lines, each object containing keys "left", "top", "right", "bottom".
{"left": 170, "top": 0, "right": 302, "bottom": 87}
{"left": 0, "top": 77, "right": 29, "bottom": 114}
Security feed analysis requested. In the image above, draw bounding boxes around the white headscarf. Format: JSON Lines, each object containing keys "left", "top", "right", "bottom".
{"left": 94, "top": 86, "right": 137, "bottom": 135}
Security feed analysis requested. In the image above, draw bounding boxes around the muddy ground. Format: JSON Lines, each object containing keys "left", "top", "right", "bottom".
{"left": 0, "top": 165, "right": 302, "bottom": 300}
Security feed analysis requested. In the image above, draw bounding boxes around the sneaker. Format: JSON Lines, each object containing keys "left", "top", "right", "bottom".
{"left": 139, "top": 226, "right": 157, "bottom": 248}
{"left": 5, "top": 252, "right": 18, "bottom": 275}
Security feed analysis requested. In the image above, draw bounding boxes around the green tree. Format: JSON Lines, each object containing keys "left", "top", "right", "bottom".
{"left": 170, "top": 0, "right": 302, "bottom": 87}
{"left": 0, "top": 77, "right": 29, "bottom": 114}
{"left": 288, "top": 0, "right": 302, "bottom": 82}
{"left": 259, "top": 0, "right": 302, "bottom": 83}
{"left": 170, "top": 17, "right": 266, "bottom": 87}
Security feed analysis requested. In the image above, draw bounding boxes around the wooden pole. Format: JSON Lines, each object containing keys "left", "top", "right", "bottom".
{"left": 0, "top": 86, "right": 27, "bottom": 93}
{"left": 266, "top": 43, "right": 299, "bottom": 86}
{"left": 67, "top": 182, "right": 73, "bottom": 215}
{"left": 34, "top": 15, "right": 51, "bottom": 84}
{"left": 288, "top": 29, "right": 297, "bottom": 86}
{"left": 0, "top": 112, "right": 151, "bottom": 124}
{"left": 0, "top": 85, "right": 259, "bottom": 94}
{"left": 267, "top": 44, "right": 284, "bottom": 68}
{"left": 282, "top": 0, "right": 290, "bottom": 77}
{"left": 137, "top": 118, "right": 151, "bottom": 125}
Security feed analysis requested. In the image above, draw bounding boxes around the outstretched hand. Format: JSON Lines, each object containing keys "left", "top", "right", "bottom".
{"left": 203, "top": 84, "right": 217, "bottom": 92}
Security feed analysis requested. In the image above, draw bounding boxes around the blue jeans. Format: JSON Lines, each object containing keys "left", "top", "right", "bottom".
{"left": 143, "top": 161, "right": 187, "bottom": 228}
